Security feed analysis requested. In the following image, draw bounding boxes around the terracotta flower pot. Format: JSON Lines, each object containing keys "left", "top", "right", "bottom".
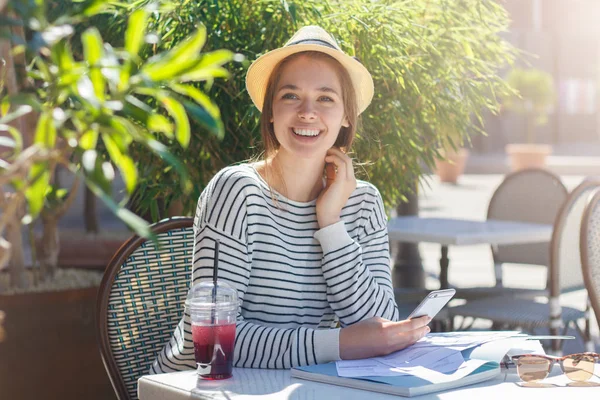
{"left": 505, "top": 144, "right": 552, "bottom": 171}
{"left": 0, "top": 283, "right": 115, "bottom": 399}
{"left": 434, "top": 148, "right": 470, "bottom": 184}
{"left": 35, "top": 229, "right": 130, "bottom": 269}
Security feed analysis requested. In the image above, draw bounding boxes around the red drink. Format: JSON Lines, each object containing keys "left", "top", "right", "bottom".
{"left": 192, "top": 323, "right": 236, "bottom": 379}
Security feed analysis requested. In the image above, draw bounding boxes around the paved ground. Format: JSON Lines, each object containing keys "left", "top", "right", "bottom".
{"left": 415, "top": 173, "right": 599, "bottom": 354}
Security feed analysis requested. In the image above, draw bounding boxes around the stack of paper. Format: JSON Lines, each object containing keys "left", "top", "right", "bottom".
{"left": 335, "top": 331, "right": 540, "bottom": 383}
{"left": 292, "top": 331, "right": 547, "bottom": 397}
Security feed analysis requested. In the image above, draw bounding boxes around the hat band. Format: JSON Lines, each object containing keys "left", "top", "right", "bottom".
{"left": 286, "top": 38, "right": 339, "bottom": 50}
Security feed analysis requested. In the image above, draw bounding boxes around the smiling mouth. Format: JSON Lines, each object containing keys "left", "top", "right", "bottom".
{"left": 292, "top": 128, "right": 321, "bottom": 137}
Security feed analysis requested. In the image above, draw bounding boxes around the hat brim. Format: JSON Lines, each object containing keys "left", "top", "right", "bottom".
{"left": 246, "top": 44, "right": 374, "bottom": 115}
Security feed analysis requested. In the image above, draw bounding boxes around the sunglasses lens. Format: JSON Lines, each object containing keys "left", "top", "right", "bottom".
{"left": 516, "top": 356, "right": 551, "bottom": 382}
{"left": 563, "top": 354, "right": 595, "bottom": 382}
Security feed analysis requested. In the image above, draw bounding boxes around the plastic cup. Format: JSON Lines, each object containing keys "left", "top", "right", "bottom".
{"left": 185, "top": 280, "right": 238, "bottom": 380}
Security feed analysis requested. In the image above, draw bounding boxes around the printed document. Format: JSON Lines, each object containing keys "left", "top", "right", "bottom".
{"left": 336, "top": 331, "right": 522, "bottom": 379}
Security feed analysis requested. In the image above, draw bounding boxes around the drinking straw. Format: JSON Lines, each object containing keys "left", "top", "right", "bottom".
{"left": 211, "top": 239, "right": 220, "bottom": 324}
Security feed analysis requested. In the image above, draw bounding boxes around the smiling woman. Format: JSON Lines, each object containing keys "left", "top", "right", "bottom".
{"left": 261, "top": 51, "right": 358, "bottom": 160}
{"left": 151, "top": 26, "right": 431, "bottom": 374}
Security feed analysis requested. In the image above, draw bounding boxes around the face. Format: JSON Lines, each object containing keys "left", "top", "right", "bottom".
{"left": 271, "top": 55, "right": 349, "bottom": 161}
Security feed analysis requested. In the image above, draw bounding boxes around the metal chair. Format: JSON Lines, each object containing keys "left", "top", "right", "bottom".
{"left": 580, "top": 189, "right": 600, "bottom": 349}
{"left": 97, "top": 217, "right": 194, "bottom": 400}
{"left": 455, "top": 168, "right": 569, "bottom": 300}
{"left": 448, "top": 179, "right": 600, "bottom": 353}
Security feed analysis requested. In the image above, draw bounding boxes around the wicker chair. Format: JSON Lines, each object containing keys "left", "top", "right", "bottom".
{"left": 449, "top": 179, "right": 600, "bottom": 353}
{"left": 97, "top": 217, "right": 194, "bottom": 400}
{"left": 581, "top": 189, "right": 600, "bottom": 348}
{"left": 455, "top": 168, "right": 569, "bottom": 300}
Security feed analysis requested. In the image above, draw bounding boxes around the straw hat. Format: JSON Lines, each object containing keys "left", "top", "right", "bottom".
{"left": 246, "top": 26, "right": 374, "bottom": 115}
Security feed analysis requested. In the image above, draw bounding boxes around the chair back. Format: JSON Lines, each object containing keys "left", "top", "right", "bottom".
{"left": 487, "top": 168, "right": 568, "bottom": 267}
{"left": 580, "top": 189, "right": 600, "bottom": 328}
{"left": 97, "top": 217, "right": 194, "bottom": 400}
{"left": 549, "top": 179, "right": 600, "bottom": 298}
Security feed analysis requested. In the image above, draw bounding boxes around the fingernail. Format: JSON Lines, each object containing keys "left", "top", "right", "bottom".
{"left": 426, "top": 326, "right": 431, "bottom": 333}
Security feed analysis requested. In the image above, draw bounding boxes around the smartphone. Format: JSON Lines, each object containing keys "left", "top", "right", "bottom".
{"left": 407, "top": 289, "right": 456, "bottom": 320}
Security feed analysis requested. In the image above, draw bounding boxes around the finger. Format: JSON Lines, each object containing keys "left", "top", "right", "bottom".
{"left": 390, "top": 325, "right": 430, "bottom": 353}
{"left": 325, "top": 163, "right": 336, "bottom": 187}
{"left": 324, "top": 153, "right": 347, "bottom": 182}
{"left": 390, "top": 316, "right": 431, "bottom": 333}
{"left": 328, "top": 148, "right": 354, "bottom": 180}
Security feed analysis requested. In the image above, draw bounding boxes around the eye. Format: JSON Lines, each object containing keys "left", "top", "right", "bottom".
{"left": 319, "top": 96, "right": 334, "bottom": 102}
{"left": 281, "top": 93, "right": 298, "bottom": 100}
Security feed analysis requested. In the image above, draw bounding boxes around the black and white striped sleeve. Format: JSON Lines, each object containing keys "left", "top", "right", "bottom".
{"left": 314, "top": 187, "right": 399, "bottom": 327}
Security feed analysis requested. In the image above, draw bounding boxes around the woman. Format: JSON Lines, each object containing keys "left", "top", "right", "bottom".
{"left": 152, "top": 26, "right": 430, "bottom": 372}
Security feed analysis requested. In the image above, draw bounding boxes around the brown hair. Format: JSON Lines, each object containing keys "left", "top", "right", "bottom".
{"left": 259, "top": 51, "right": 359, "bottom": 158}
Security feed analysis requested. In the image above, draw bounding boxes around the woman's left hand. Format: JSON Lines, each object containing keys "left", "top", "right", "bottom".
{"left": 316, "top": 147, "right": 357, "bottom": 228}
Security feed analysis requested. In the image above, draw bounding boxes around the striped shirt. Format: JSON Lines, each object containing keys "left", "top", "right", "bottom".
{"left": 151, "top": 163, "right": 399, "bottom": 372}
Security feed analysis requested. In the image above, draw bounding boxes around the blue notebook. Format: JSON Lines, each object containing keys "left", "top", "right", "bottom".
{"left": 291, "top": 359, "right": 499, "bottom": 397}
{"left": 290, "top": 335, "right": 547, "bottom": 397}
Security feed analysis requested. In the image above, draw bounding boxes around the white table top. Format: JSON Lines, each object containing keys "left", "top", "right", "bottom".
{"left": 138, "top": 365, "right": 600, "bottom": 400}
{"left": 387, "top": 216, "right": 553, "bottom": 246}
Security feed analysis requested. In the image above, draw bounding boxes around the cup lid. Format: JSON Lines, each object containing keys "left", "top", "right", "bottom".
{"left": 185, "top": 280, "right": 239, "bottom": 312}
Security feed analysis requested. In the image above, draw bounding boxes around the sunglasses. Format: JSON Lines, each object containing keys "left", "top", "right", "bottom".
{"left": 510, "top": 353, "right": 600, "bottom": 382}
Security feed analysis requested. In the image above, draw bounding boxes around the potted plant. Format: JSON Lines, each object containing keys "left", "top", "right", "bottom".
{"left": 433, "top": 122, "right": 470, "bottom": 184}
{"left": 502, "top": 67, "right": 555, "bottom": 171}
{"left": 0, "top": 1, "right": 231, "bottom": 398}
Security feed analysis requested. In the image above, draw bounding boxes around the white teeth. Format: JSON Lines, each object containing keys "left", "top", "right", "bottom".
{"left": 293, "top": 128, "right": 320, "bottom": 137}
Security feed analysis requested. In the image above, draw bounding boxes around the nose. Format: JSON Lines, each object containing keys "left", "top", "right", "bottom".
{"left": 297, "top": 101, "right": 317, "bottom": 121}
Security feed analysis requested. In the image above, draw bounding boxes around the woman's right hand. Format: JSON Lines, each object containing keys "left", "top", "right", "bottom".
{"left": 338, "top": 316, "right": 431, "bottom": 360}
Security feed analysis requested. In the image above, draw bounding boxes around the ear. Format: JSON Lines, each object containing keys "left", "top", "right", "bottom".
{"left": 341, "top": 116, "right": 350, "bottom": 128}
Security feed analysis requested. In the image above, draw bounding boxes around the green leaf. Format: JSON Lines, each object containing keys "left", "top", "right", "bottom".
{"left": 25, "top": 163, "right": 50, "bottom": 217}
{"left": 125, "top": 8, "right": 149, "bottom": 56}
{"left": 1, "top": 94, "right": 42, "bottom": 115}
{"left": 196, "top": 49, "right": 234, "bottom": 69}
{"left": 462, "top": 41, "right": 474, "bottom": 58}
{"left": 51, "top": 40, "right": 75, "bottom": 71}
{"left": 145, "top": 139, "right": 189, "bottom": 185}
{"left": 82, "top": 27, "right": 105, "bottom": 102}
{"left": 110, "top": 116, "right": 144, "bottom": 144}
{"left": 170, "top": 83, "right": 223, "bottom": 138}
{"left": 81, "top": 0, "right": 111, "bottom": 17}
{"left": 179, "top": 66, "right": 229, "bottom": 82}
{"left": 102, "top": 133, "right": 138, "bottom": 194}
{"left": 140, "top": 25, "right": 207, "bottom": 81}
{"left": 147, "top": 114, "right": 174, "bottom": 137}
{"left": 121, "top": 95, "right": 153, "bottom": 124}
{"left": 34, "top": 112, "right": 57, "bottom": 149}
{"left": 182, "top": 100, "right": 223, "bottom": 139}
{"left": 159, "top": 95, "right": 190, "bottom": 147}
{"left": 79, "top": 130, "right": 98, "bottom": 150}
{"left": 85, "top": 175, "right": 155, "bottom": 241}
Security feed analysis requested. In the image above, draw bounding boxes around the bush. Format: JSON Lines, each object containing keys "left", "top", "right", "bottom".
{"left": 80, "top": 0, "right": 517, "bottom": 215}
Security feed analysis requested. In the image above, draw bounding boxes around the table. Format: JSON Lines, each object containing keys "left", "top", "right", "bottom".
{"left": 386, "top": 217, "right": 553, "bottom": 289}
{"left": 138, "top": 365, "right": 600, "bottom": 400}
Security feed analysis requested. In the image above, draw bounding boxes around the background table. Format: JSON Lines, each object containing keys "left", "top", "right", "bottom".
{"left": 138, "top": 365, "right": 600, "bottom": 400}
{"left": 386, "top": 217, "right": 553, "bottom": 289}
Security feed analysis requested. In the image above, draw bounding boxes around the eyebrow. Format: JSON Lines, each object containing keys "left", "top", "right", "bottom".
{"left": 277, "top": 84, "right": 339, "bottom": 95}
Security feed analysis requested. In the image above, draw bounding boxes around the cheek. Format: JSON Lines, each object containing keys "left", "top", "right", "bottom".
{"left": 323, "top": 106, "right": 346, "bottom": 125}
